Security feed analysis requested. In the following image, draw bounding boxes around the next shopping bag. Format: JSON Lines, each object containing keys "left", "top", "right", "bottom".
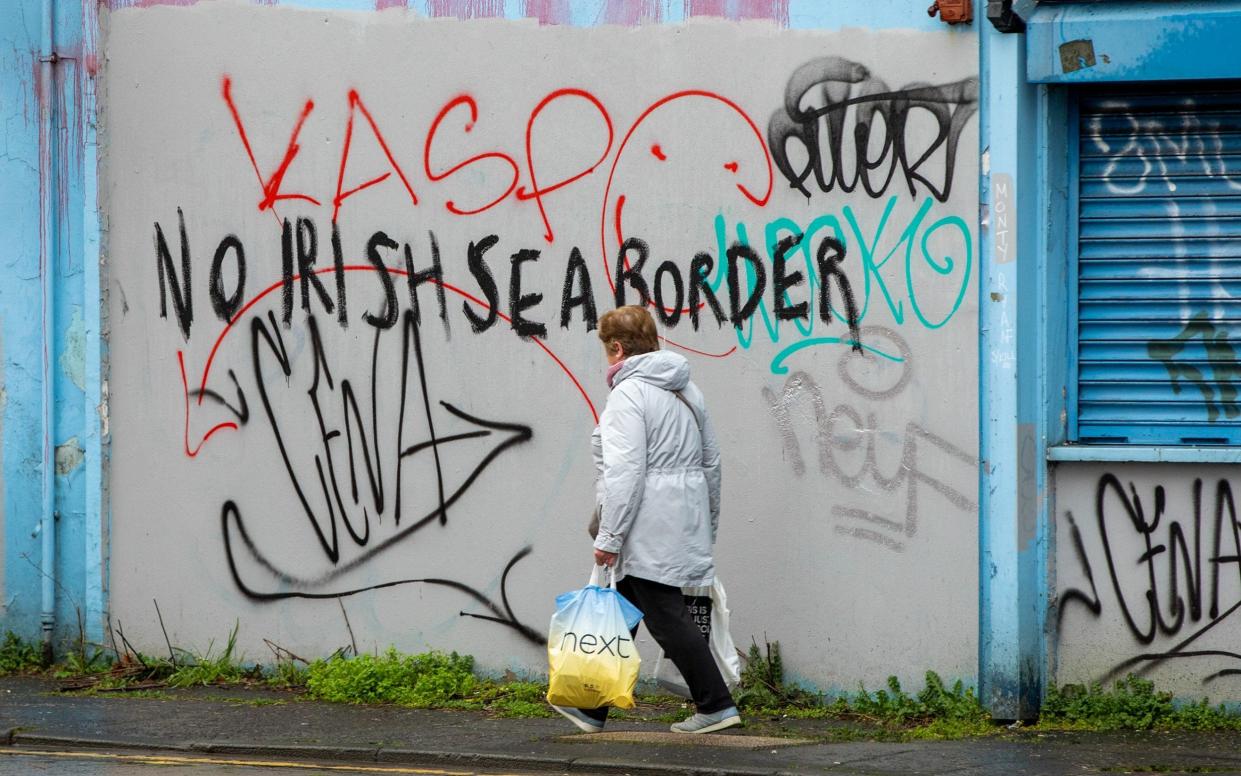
{"left": 546, "top": 565, "right": 644, "bottom": 710}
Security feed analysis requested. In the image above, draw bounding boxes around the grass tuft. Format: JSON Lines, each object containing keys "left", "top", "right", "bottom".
{"left": 166, "top": 622, "right": 255, "bottom": 688}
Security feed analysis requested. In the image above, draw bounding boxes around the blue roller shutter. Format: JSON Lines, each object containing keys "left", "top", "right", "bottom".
{"left": 1076, "top": 86, "right": 1241, "bottom": 445}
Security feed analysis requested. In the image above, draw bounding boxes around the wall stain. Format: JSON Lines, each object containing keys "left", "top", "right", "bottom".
{"left": 60, "top": 306, "right": 86, "bottom": 391}
{"left": 54, "top": 436, "right": 84, "bottom": 476}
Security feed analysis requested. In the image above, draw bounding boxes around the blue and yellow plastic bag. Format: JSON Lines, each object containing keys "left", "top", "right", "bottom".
{"left": 546, "top": 565, "right": 644, "bottom": 709}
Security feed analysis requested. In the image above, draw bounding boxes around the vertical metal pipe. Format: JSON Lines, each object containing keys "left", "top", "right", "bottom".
{"left": 38, "top": 0, "right": 58, "bottom": 664}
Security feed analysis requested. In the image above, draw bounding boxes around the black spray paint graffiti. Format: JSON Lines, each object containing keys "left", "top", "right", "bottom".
{"left": 767, "top": 57, "right": 979, "bottom": 202}
{"left": 761, "top": 326, "right": 976, "bottom": 552}
{"left": 1147, "top": 312, "right": 1241, "bottom": 423}
{"left": 156, "top": 213, "right": 863, "bottom": 343}
{"left": 158, "top": 213, "right": 865, "bottom": 641}
{"left": 1059, "top": 474, "right": 1241, "bottom": 684}
{"left": 218, "top": 306, "right": 540, "bottom": 644}
{"left": 615, "top": 233, "right": 861, "bottom": 342}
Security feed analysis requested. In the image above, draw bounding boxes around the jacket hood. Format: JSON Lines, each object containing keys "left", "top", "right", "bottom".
{"left": 612, "top": 350, "right": 690, "bottom": 391}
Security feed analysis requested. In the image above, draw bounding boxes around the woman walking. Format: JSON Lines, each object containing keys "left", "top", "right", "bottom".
{"left": 551, "top": 305, "right": 740, "bottom": 735}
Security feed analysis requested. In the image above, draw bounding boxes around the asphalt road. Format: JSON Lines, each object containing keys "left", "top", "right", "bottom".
{"left": 0, "top": 747, "right": 557, "bottom": 776}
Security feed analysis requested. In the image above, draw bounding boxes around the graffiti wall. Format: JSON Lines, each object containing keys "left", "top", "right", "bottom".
{"left": 102, "top": 4, "right": 979, "bottom": 688}
{"left": 1055, "top": 464, "right": 1241, "bottom": 695}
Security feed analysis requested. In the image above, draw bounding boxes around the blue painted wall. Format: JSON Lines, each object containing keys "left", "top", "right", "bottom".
{"left": 0, "top": 0, "right": 45, "bottom": 640}
{"left": 0, "top": 0, "right": 103, "bottom": 649}
{"left": 1027, "top": 0, "right": 1241, "bottom": 83}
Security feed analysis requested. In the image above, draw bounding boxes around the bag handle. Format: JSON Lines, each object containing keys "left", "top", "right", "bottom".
{"left": 669, "top": 390, "right": 706, "bottom": 467}
{"left": 671, "top": 390, "right": 703, "bottom": 432}
{"left": 589, "top": 563, "right": 616, "bottom": 589}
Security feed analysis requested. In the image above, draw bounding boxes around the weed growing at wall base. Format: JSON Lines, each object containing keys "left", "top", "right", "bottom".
{"left": 301, "top": 649, "right": 553, "bottom": 716}
{"left": 734, "top": 639, "right": 992, "bottom": 739}
{"left": 305, "top": 649, "right": 476, "bottom": 706}
{"left": 1040, "top": 675, "right": 1241, "bottom": 732}
{"left": 842, "top": 672, "right": 992, "bottom": 739}
{"left": 0, "top": 632, "right": 44, "bottom": 674}
{"left": 35, "top": 627, "right": 1241, "bottom": 738}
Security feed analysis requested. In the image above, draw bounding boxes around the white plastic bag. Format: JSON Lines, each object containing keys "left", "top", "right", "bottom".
{"left": 653, "top": 577, "right": 742, "bottom": 698}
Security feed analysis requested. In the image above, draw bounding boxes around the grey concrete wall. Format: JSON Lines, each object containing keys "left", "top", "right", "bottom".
{"left": 1055, "top": 463, "right": 1241, "bottom": 697}
{"left": 101, "top": 3, "right": 979, "bottom": 690}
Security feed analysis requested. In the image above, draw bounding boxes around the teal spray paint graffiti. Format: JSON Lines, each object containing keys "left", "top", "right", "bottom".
{"left": 710, "top": 195, "right": 973, "bottom": 374}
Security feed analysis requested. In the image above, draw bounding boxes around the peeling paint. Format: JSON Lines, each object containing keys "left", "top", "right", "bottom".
{"left": 99, "top": 379, "right": 109, "bottom": 438}
{"left": 60, "top": 306, "right": 85, "bottom": 391}
{"left": 375, "top": 0, "right": 407, "bottom": 9}
{"left": 54, "top": 436, "right": 84, "bottom": 476}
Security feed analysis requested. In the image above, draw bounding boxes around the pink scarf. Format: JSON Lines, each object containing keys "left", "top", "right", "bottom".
{"left": 606, "top": 360, "right": 625, "bottom": 388}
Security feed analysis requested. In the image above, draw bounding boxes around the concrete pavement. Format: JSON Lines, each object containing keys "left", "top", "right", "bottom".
{"left": 5, "top": 676, "right": 1241, "bottom": 775}
{"left": 0, "top": 747, "right": 547, "bottom": 775}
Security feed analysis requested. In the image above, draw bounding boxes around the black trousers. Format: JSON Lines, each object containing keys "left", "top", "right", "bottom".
{"left": 581, "top": 575, "right": 734, "bottom": 722}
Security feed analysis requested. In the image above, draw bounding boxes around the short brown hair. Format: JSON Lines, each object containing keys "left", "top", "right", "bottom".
{"left": 598, "top": 305, "right": 660, "bottom": 357}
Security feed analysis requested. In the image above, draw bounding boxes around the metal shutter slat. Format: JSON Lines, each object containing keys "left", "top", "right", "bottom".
{"left": 1079, "top": 320, "right": 1241, "bottom": 340}
{"left": 1077, "top": 87, "right": 1241, "bottom": 445}
{"left": 1083, "top": 177, "right": 1241, "bottom": 199}
{"left": 1079, "top": 300, "right": 1241, "bottom": 320}
{"left": 1081, "top": 361, "right": 1239, "bottom": 381}
{"left": 1079, "top": 238, "right": 1241, "bottom": 260}
{"left": 1078, "top": 423, "right": 1235, "bottom": 445}
{"left": 1080, "top": 341, "right": 1190, "bottom": 359}
{"left": 1081, "top": 91, "right": 1241, "bottom": 112}
{"left": 1081, "top": 218, "right": 1241, "bottom": 240}
{"left": 1081, "top": 384, "right": 1241, "bottom": 403}
{"left": 1080, "top": 279, "right": 1241, "bottom": 299}
{"left": 1081, "top": 156, "right": 1241, "bottom": 179}
{"left": 1080, "top": 259, "right": 1241, "bottom": 280}
{"left": 1080, "top": 197, "right": 1241, "bottom": 219}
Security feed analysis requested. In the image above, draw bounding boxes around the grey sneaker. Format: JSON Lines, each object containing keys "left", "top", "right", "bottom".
{"left": 550, "top": 704, "right": 605, "bottom": 733}
{"left": 670, "top": 706, "right": 742, "bottom": 734}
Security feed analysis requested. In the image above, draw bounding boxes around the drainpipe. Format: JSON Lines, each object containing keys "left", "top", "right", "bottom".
{"left": 38, "top": 0, "right": 59, "bottom": 664}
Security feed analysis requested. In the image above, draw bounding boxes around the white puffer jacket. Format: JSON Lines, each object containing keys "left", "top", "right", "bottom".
{"left": 591, "top": 350, "right": 722, "bottom": 587}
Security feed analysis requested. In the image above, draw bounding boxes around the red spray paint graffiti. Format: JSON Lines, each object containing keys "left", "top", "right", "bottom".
{"left": 172, "top": 76, "right": 780, "bottom": 457}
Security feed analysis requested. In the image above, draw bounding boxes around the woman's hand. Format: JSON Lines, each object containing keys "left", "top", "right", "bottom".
{"left": 594, "top": 549, "right": 618, "bottom": 567}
